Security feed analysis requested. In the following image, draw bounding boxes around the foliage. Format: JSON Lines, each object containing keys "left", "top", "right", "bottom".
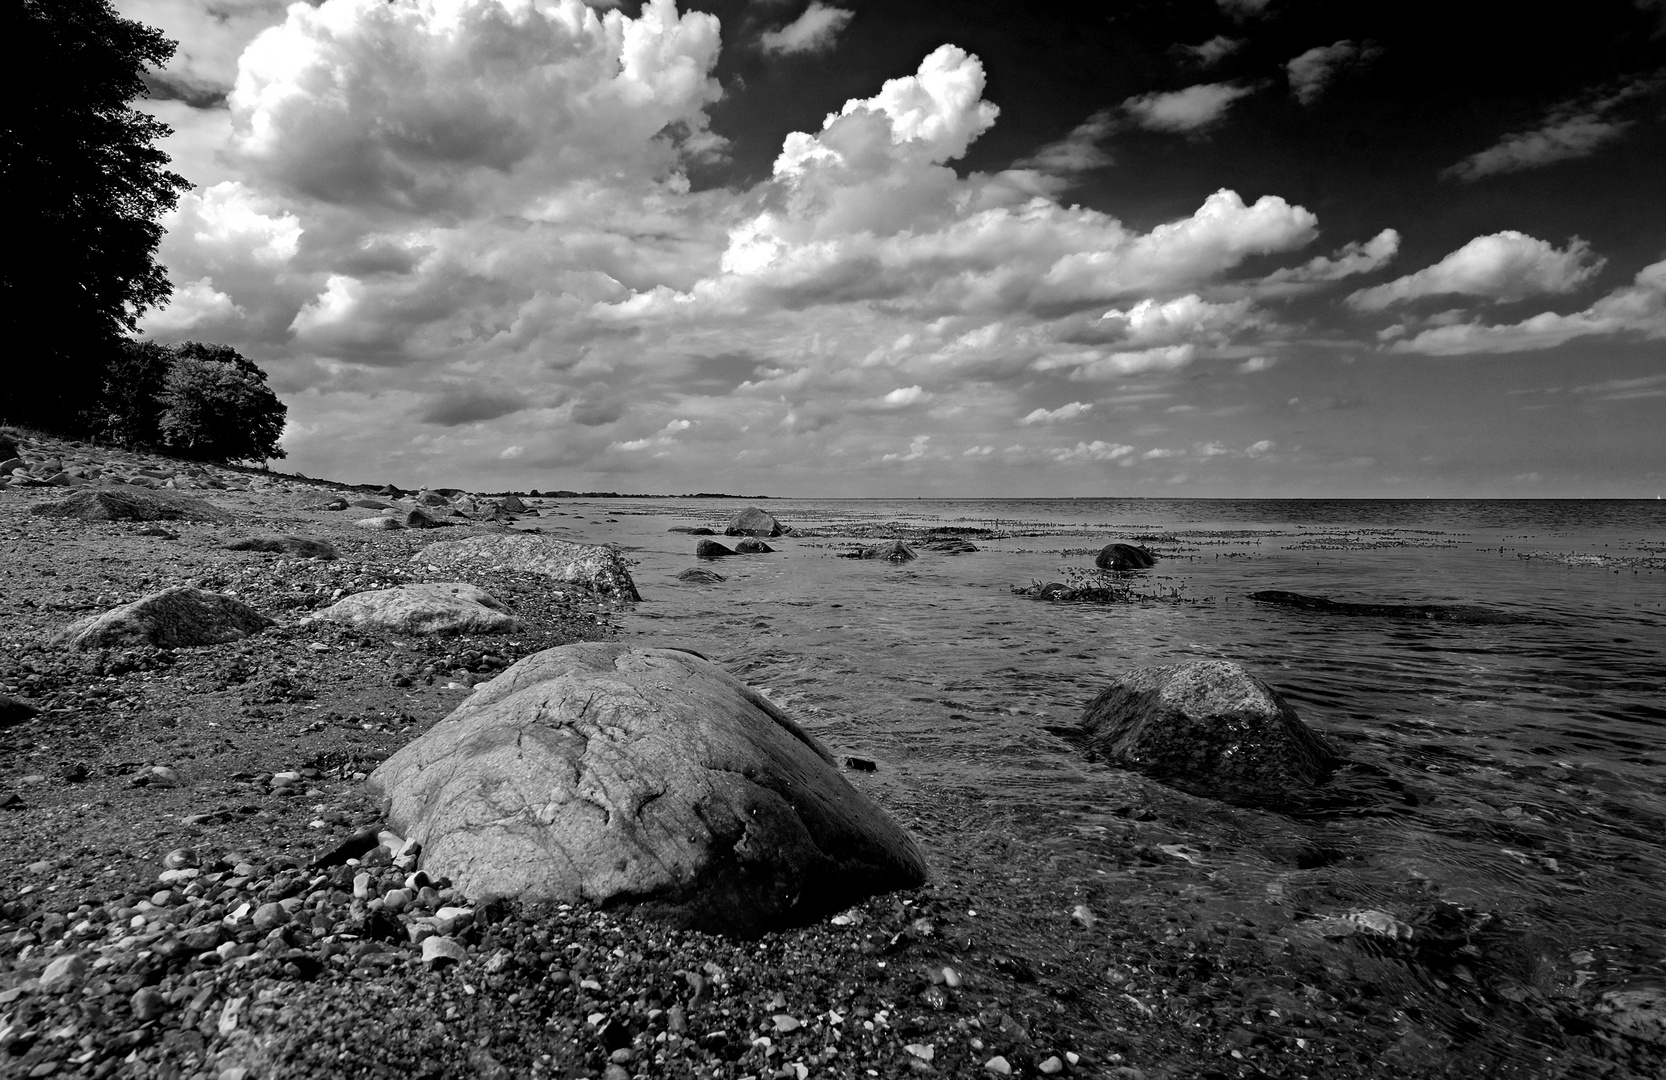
{"left": 94, "top": 339, "right": 175, "bottom": 448}
{"left": 154, "top": 343, "right": 288, "bottom": 463}
{"left": 5, "top": 1, "right": 190, "bottom": 433}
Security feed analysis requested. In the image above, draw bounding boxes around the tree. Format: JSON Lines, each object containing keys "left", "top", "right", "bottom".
{"left": 155, "top": 343, "right": 287, "bottom": 463}
{"left": 94, "top": 338, "right": 174, "bottom": 448}
{"left": 4, "top": 1, "right": 190, "bottom": 433}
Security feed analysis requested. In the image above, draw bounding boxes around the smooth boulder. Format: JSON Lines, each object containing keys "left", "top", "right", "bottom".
{"left": 724, "top": 507, "right": 783, "bottom": 537}
{"left": 418, "top": 535, "right": 641, "bottom": 601}
{"left": 311, "top": 583, "right": 517, "bottom": 636}
{"left": 1080, "top": 660, "right": 1342, "bottom": 809}
{"left": 848, "top": 540, "right": 915, "bottom": 562}
{"left": 1095, "top": 543, "right": 1156, "bottom": 571}
{"left": 224, "top": 535, "right": 338, "bottom": 560}
{"left": 355, "top": 515, "right": 405, "bottom": 531}
{"left": 53, "top": 587, "right": 273, "bottom": 650}
{"left": 677, "top": 568, "right": 727, "bottom": 584}
{"left": 31, "top": 488, "right": 232, "bottom": 524}
{"left": 696, "top": 539, "right": 735, "bottom": 558}
{"left": 368, "top": 643, "right": 929, "bottom": 937}
{"left": 734, "top": 537, "right": 774, "bottom": 554}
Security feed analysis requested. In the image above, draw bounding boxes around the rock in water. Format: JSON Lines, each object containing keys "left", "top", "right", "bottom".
{"left": 224, "top": 535, "right": 338, "bottom": 560}
{"left": 1079, "top": 660, "right": 1341, "bottom": 808}
{"left": 495, "top": 495, "right": 528, "bottom": 514}
{"left": 53, "top": 587, "right": 274, "bottom": 650}
{"left": 1095, "top": 543, "right": 1156, "bottom": 571}
{"left": 31, "top": 488, "right": 233, "bottom": 523}
{"left": 368, "top": 642, "right": 929, "bottom": 936}
{"left": 853, "top": 540, "right": 915, "bottom": 562}
{"left": 1248, "top": 590, "right": 1525, "bottom": 625}
{"left": 724, "top": 507, "right": 783, "bottom": 537}
{"left": 311, "top": 583, "right": 517, "bottom": 636}
{"left": 677, "top": 568, "right": 727, "bottom": 584}
{"left": 696, "top": 539, "right": 735, "bottom": 558}
{"left": 735, "top": 537, "right": 774, "bottom": 554}
{"left": 417, "top": 535, "right": 641, "bottom": 601}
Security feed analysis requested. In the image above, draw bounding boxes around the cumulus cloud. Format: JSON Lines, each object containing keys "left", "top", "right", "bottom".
{"left": 1123, "top": 83, "right": 1256, "bottom": 133}
{"left": 140, "top": 278, "right": 245, "bottom": 333}
{"left": 760, "top": 2, "right": 854, "bottom": 55}
{"left": 1239, "top": 355, "right": 1276, "bottom": 372}
{"left": 125, "top": 0, "right": 291, "bottom": 104}
{"left": 1441, "top": 78, "right": 1660, "bottom": 180}
{"left": 1286, "top": 40, "right": 1380, "bottom": 105}
{"left": 1244, "top": 229, "right": 1399, "bottom": 297}
{"left": 1348, "top": 232, "right": 1603, "bottom": 310}
{"left": 1180, "top": 35, "right": 1242, "bottom": 67}
{"left": 1019, "top": 402, "right": 1093, "bottom": 425}
{"left": 1388, "top": 257, "right": 1666, "bottom": 354}
{"left": 1015, "top": 110, "right": 1116, "bottom": 174}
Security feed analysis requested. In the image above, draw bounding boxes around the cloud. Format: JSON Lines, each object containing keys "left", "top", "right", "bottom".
{"left": 1019, "top": 402, "right": 1093, "bottom": 425}
{"left": 760, "top": 2, "right": 854, "bottom": 55}
{"left": 1051, "top": 441, "right": 1135, "bottom": 463}
{"left": 140, "top": 277, "right": 245, "bottom": 333}
{"left": 419, "top": 388, "right": 529, "bottom": 426}
{"left": 1286, "top": 40, "right": 1380, "bottom": 105}
{"left": 1239, "top": 355, "right": 1276, "bottom": 372}
{"left": 1217, "top": 0, "right": 1273, "bottom": 20}
{"left": 1442, "top": 78, "right": 1661, "bottom": 180}
{"left": 880, "top": 385, "right": 931, "bottom": 406}
{"left": 1388, "top": 257, "right": 1666, "bottom": 354}
{"left": 1123, "top": 83, "right": 1256, "bottom": 133}
{"left": 1180, "top": 36, "right": 1242, "bottom": 67}
{"left": 1349, "top": 232, "right": 1603, "bottom": 310}
{"left": 1015, "top": 110, "right": 1116, "bottom": 174}
{"left": 1244, "top": 229, "right": 1399, "bottom": 296}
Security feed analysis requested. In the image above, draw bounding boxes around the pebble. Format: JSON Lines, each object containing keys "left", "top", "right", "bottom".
{"left": 132, "top": 986, "right": 167, "bottom": 1021}
{"left": 421, "top": 935, "right": 468, "bottom": 967}
{"left": 39, "top": 953, "right": 86, "bottom": 990}
{"left": 163, "top": 847, "right": 199, "bottom": 870}
{"left": 251, "top": 902, "right": 289, "bottom": 932}
{"left": 1039, "top": 1055, "right": 1065, "bottom": 1074}
{"left": 986, "top": 1056, "right": 1013, "bottom": 1075}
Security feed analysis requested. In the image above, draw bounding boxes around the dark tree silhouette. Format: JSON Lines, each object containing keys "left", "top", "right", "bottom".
{"left": 5, "top": 1, "right": 190, "bottom": 432}
{"left": 155, "top": 343, "right": 288, "bottom": 463}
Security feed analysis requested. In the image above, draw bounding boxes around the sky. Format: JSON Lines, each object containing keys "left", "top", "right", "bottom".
{"left": 120, "top": 0, "right": 1666, "bottom": 497}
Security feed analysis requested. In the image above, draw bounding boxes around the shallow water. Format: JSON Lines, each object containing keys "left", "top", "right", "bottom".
{"left": 538, "top": 498, "right": 1666, "bottom": 1069}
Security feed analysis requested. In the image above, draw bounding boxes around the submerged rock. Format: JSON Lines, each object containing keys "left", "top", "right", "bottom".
{"left": 31, "top": 488, "right": 232, "bottom": 523}
{"left": 1249, "top": 590, "right": 1526, "bottom": 625}
{"left": 369, "top": 643, "right": 929, "bottom": 936}
{"left": 725, "top": 507, "right": 783, "bottom": 537}
{"left": 1095, "top": 543, "right": 1156, "bottom": 571}
{"left": 844, "top": 540, "right": 915, "bottom": 562}
{"left": 696, "top": 539, "right": 735, "bottom": 558}
{"left": 677, "top": 567, "right": 727, "bottom": 584}
{"left": 224, "top": 535, "right": 338, "bottom": 560}
{"left": 53, "top": 587, "right": 273, "bottom": 649}
{"left": 311, "top": 583, "right": 517, "bottom": 636}
{"left": 735, "top": 537, "right": 774, "bottom": 554}
{"left": 418, "top": 534, "right": 641, "bottom": 601}
{"left": 1079, "top": 660, "right": 1342, "bottom": 809}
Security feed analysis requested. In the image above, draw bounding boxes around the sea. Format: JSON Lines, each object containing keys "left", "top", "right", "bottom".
{"left": 536, "top": 497, "right": 1666, "bottom": 1070}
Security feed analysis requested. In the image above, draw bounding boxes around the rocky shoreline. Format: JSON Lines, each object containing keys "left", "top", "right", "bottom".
{"left": 3, "top": 430, "right": 1662, "bottom": 1080}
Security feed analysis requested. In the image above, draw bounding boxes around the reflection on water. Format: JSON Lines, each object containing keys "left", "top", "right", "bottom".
{"left": 544, "top": 497, "right": 1666, "bottom": 1071}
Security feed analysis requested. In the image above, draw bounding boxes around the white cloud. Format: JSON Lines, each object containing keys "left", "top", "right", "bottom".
{"left": 1245, "top": 229, "right": 1399, "bottom": 296}
{"left": 140, "top": 277, "right": 246, "bottom": 333}
{"left": 1019, "top": 401, "right": 1093, "bottom": 425}
{"left": 1349, "top": 232, "right": 1603, "bottom": 310}
{"left": 1015, "top": 110, "right": 1116, "bottom": 174}
{"left": 1286, "top": 40, "right": 1380, "bottom": 106}
{"left": 1181, "top": 35, "right": 1242, "bottom": 67}
{"left": 1034, "top": 344, "right": 1197, "bottom": 380}
{"left": 1442, "top": 79, "right": 1659, "bottom": 181}
{"left": 1245, "top": 439, "right": 1275, "bottom": 456}
{"left": 1239, "top": 355, "right": 1276, "bottom": 373}
{"left": 1097, "top": 294, "right": 1256, "bottom": 345}
{"left": 760, "top": 2, "right": 853, "bottom": 55}
{"left": 1388, "top": 257, "right": 1666, "bottom": 355}
{"left": 499, "top": 445, "right": 525, "bottom": 459}
{"left": 881, "top": 385, "right": 930, "bottom": 406}
{"left": 1123, "top": 82, "right": 1256, "bottom": 133}
{"left": 1052, "top": 441, "right": 1135, "bottom": 463}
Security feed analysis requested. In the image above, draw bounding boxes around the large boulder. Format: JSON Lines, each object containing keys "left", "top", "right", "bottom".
{"left": 735, "top": 538, "right": 774, "bottom": 554}
{"left": 1079, "top": 661, "right": 1342, "bottom": 809}
{"left": 368, "top": 643, "right": 928, "bottom": 936}
{"left": 1095, "top": 543, "right": 1156, "bottom": 571}
{"left": 417, "top": 534, "right": 641, "bottom": 601}
{"left": 31, "top": 488, "right": 233, "bottom": 524}
{"left": 311, "top": 583, "right": 516, "bottom": 636}
{"left": 495, "top": 495, "right": 528, "bottom": 514}
{"left": 696, "top": 539, "right": 735, "bottom": 558}
{"left": 52, "top": 587, "right": 273, "bottom": 649}
{"left": 224, "top": 535, "right": 338, "bottom": 560}
{"left": 724, "top": 507, "right": 783, "bottom": 537}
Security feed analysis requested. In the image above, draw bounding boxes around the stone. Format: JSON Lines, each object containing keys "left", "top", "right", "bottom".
{"left": 131, "top": 986, "right": 167, "bottom": 1022}
{"left": 1595, "top": 987, "right": 1666, "bottom": 1046}
{"left": 252, "top": 902, "right": 289, "bottom": 932}
{"left": 224, "top": 535, "right": 339, "bottom": 560}
{"left": 52, "top": 587, "right": 274, "bottom": 650}
{"left": 0, "top": 434, "right": 16, "bottom": 462}
{"left": 1079, "top": 660, "right": 1342, "bottom": 808}
{"left": 416, "top": 490, "right": 452, "bottom": 506}
{"left": 39, "top": 953, "right": 87, "bottom": 990}
{"left": 724, "top": 507, "right": 783, "bottom": 537}
{"left": 405, "top": 508, "right": 453, "bottom": 529}
{"left": 853, "top": 540, "right": 915, "bottom": 562}
{"left": 735, "top": 538, "right": 774, "bottom": 554}
{"left": 0, "top": 457, "right": 23, "bottom": 475}
{"left": 422, "top": 935, "right": 468, "bottom": 967}
{"left": 1248, "top": 590, "right": 1525, "bottom": 625}
{"left": 0, "top": 695, "right": 40, "bottom": 728}
{"left": 418, "top": 534, "right": 641, "bottom": 601}
{"left": 495, "top": 495, "right": 528, "bottom": 513}
{"left": 162, "top": 848, "right": 198, "bottom": 870}
{"left": 355, "top": 515, "right": 406, "bottom": 531}
{"left": 31, "top": 488, "right": 233, "bottom": 523}
{"left": 1095, "top": 543, "right": 1156, "bottom": 571}
{"left": 695, "top": 539, "right": 735, "bottom": 558}
{"left": 677, "top": 568, "right": 727, "bottom": 584}
{"left": 369, "top": 642, "right": 929, "bottom": 937}
{"left": 311, "top": 583, "right": 518, "bottom": 636}
{"left": 350, "top": 498, "right": 392, "bottom": 509}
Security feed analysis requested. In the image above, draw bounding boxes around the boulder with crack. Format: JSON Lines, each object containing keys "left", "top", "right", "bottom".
{"left": 368, "top": 642, "right": 929, "bottom": 936}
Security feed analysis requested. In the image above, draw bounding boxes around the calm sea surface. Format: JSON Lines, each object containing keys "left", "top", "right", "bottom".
{"left": 538, "top": 498, "right": 1666, "bottom": 1069}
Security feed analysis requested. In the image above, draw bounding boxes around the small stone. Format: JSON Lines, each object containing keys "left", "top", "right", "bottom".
{"left": 1039, "top": 1056, "right": 1065, "bottom": 1074}
{"left": 609, "top": 1048, "right": 635, "bottom": 1064}
{"left": 38, "top": 953, "right": 86, "bottom": 990}
{"left": 148, "top": 766, "right": 179, "bottom": 786}
{"left": 422, "top": 935, "right": 468, "bottom": 967}
{"left": 1072, "top": 904, "right": 1097, "bottom": 928}
{"left": 382, "top": 888, "right": 411, "bottom": 913}
{"left": 941, "top": 965, "right": 963, "bottom": 988}
{"left": 667, "top": 1004, "right": 688, "bottom": 1033}
{"left": 773, "top": 1014, "right": 801, "bottom": 1032}
{"left": 985, "top": 1056, "right": 1013, "bottom": 1075}
{"left": 251, "top": 902, "right": 289, "bottom": 932}
{"left": 162, "top": 848, "right": 198, "bottom": 870}
{"left": 905, "top": 1044, "right": 935, "bottom": 1061}
{"left": 602, "top": 1066, "right": 630, "bottom": 1080}
{"left": 26, "top": 859, "right": 52, "bottom": 874}
{"left": 131, "top": 986, "right": 167, "bottom": 1022}
{"left": 353, "top": 871, "right": 373, "bottom": 900}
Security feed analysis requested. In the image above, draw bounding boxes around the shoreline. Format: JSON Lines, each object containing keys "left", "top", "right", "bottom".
{"left": 2, "top": 431, "right": 1660, "bottom": 1079}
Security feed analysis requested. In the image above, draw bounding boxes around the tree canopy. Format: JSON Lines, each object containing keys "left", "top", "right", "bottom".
{"left": 5, "top": 0, "right": 190, "bottom": 432}
{"left": 96, "top": 340, "right": 288, "bottom": 463}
